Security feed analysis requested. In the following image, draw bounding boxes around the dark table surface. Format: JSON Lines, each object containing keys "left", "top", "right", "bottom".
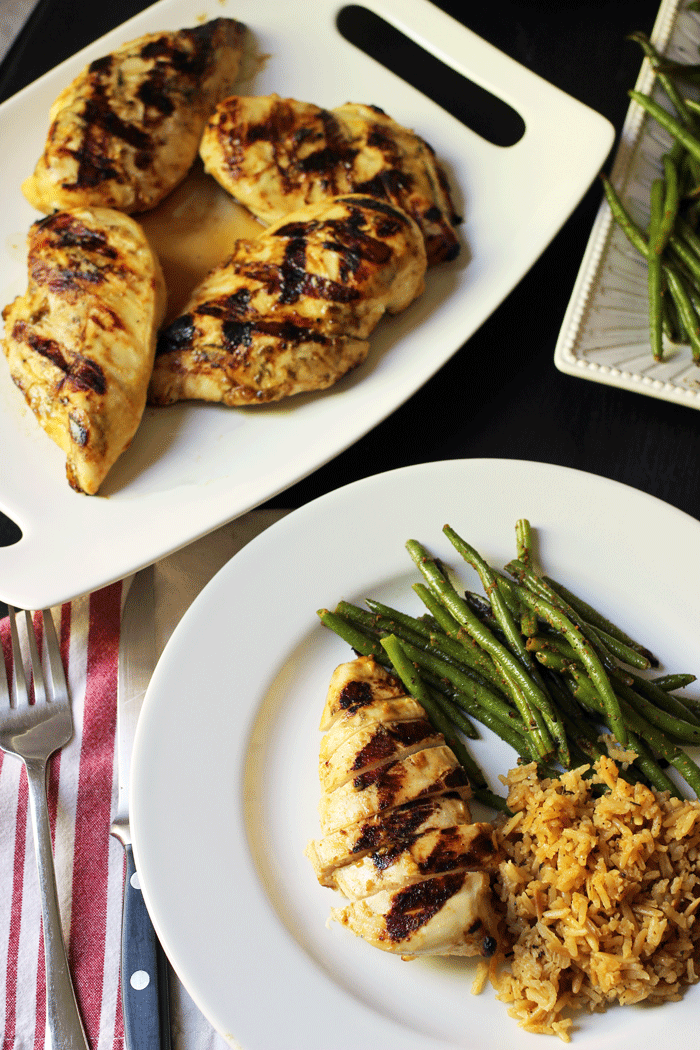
{"left": 1, "top": 0, "right": 698, "bottom": 589}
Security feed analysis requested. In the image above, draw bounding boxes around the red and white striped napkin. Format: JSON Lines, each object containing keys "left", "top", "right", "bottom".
{"left": 0, "top": 509, "right": 287, "bottom": 1050}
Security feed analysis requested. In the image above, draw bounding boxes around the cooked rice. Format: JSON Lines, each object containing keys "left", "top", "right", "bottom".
{"left": 483, "top": 756, "right": 700, "bottom": 1041}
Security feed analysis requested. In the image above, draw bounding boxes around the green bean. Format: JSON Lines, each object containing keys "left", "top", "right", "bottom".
{"left": 628, "top": 669, "right": 700, "bottom": 726}
{"left": 653, "top": 672, "right": 697, "bottom": 691}
{"left": 412, "top": 585, "right": 525, "bottom": 701}
{"left": 652, "top": 59, "right": 700, "bottom": 82}
{"left": 648, "top": 177, "right": 665, "bottom": 361}
{"left": 515, "top": 518, "right": 533, "bottom": 567}
{"left": 600, "top": 173, "right": 700, "bottom": 356}
{"left": 533, "top": 648, "right": 575, "bottom": 675}
{"left": 510, "top": 582, "right": 628, "bottom": 746}
{"left": 663, "top": 285, "right": 685, "bottom": 341}
{"left": 676, "top": 215, "right": 700, "bottom": 259}
{"left": 444, "top": 528, "right": 530, "bottom": 662}
{"left": 316, "top": 608, "right": 384, "bottom": 658}
{"left": 512, "top": 521, "right": 542, "bottom": 636}
{"left": 586, "top": 627, "right": 650, "bottom": 673}
{"left": 379, "top": 634, "right": 487, "bottom": 790}
{"left": 542, "top": 575, "right": 657, "bottom": 667}
{"left": 627, "top": 731, "right": 681, "bottom": 797}
{"left": 427, "top": 687, "right": 478, "bottom": 739}
{"left": 629, "top": 88, "right": 700, "bottom": 166}
{"left": 417, "top": 585, "right": 495, "bottom": 661}
{"left": 601, "top": 173, "right": 650, "bottom": 257}
{"left": 659, "top": 153, "right": 681, "bottom": 249}
{"left": 406, "top": 539, "right": 555, "bottom": 758}
{"left": 614, "top": 680, "right": 700, "bottom": 745}
{"left": 670, "top": 232, "right": 700, "bottom": 283}
{"left": 663, "top": 267, "right": 700, "bottom": 360}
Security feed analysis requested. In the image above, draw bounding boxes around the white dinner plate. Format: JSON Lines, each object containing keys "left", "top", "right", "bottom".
{"left": 0, "top": 0, "right": 614, "bottom": 609}
{"left": 131, "top": 458, "right": 700, "bottom": 1050}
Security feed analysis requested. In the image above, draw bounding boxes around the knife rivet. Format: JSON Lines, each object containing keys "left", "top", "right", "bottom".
{"left": 130, "top": 969, "right": 151, "bottom": 991}
{"left": 130, "top": 871, "right": 141, "bottom": 890}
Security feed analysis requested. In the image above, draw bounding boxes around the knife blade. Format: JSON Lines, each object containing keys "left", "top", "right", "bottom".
{"left": 111, "top": 564, "right": 171, "bottom": 1050}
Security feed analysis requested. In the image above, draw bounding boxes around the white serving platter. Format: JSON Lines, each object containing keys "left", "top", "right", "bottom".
{"left": 555, "top": 0, "right": 700, "bottom": 408}
{"left": 0, "top": 0, "right": 614, "bottom": 609}
{"left": 131, "top": 458, "right": 700, "bottom": 1050}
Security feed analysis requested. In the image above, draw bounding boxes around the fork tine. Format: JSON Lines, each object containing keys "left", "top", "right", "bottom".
{"left": 7, "top": 605, "right": 28, "bottom": 706}
{"left": 24, "top": 609, "right": 47, "bottom": 706}
{"left": 41, "top": 609, "right": 67, "bottom": 705}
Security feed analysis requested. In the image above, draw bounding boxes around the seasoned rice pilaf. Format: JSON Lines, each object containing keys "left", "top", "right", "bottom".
{"left": 475, "top": 757, "right": 700, "bottom": 1041}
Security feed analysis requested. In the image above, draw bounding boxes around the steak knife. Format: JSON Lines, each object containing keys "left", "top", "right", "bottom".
{"left": 111, "top": 564, "right": 171, "bottom": 1050}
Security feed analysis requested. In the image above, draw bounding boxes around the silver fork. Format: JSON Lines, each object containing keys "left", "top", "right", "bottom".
{"left": 0, "top": 607, "right": 90, "bottom": 1050}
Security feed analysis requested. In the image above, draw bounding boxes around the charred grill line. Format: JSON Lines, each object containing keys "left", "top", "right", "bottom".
{"left": 384, "top": 873, "right": 467, "bottom": 942}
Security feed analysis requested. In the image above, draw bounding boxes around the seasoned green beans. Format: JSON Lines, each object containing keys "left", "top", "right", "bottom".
{"left": 317, "top": 519, "right": 699, "bottom": 806}
{"left": 603, "top": 31, "right": 700, "bottom": 363}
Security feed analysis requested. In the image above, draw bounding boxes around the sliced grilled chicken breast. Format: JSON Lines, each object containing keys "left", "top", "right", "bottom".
{"left": 320, "top": 717, "right": 443, "bottom": 793}
{"left": 308, "top": 656, "right": 501, "bottom": 960}
{"left": 334, "top": 822, "right": 499, "bottom": 901}
{"left": 23, "top": 18, "right": 246, "bottom": 215}
{"left": 2, "top": 208, "right": 166, "bottom": 494}
{"left": 319, "top": 745, "right": 470, "bottom": 836}
{"left": 306, "top": 792, "right": 471, "bottom": 888}
{"left": 320, "top": 696, "right": 431, "bottom": 761}
{"left": 148, "top": 193, "right": 426, "bottom": 406}
{"left": 320, "top": 655, "right": 415, "bottom": 732}
{"left": 199, "top": 94, "right": 460, "bottom": 265}
{"left": 331, "top": 871, "right": 498, "bottom": 958}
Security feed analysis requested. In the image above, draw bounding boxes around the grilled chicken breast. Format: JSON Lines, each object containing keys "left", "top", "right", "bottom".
{"left": 2, "top": 208, "right": 166, "bottom": 494}
{"left": 148, "top": 193, "right": 426, "bottom": 406}
{"left": 23, "top": 18, "right": 246, "bottom": 215}
{"left": 307, "top": 656, "right": 501, "bottom": 960}
{"left": 199, "top": 95, "right": 460, "bottom": 266}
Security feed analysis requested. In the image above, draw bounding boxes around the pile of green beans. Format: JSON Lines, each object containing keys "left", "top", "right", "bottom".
{"left": 317, "top": 519, "right": 700, "bottom": 810}
{"left": 602, "top": 31, "right": 700, "bottom": 363}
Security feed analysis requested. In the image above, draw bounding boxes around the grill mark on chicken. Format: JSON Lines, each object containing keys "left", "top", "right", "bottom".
{"left": 350, "top": 719, "right": 435, "bottom": 772}
{"left": 417, "top": 826, "right": 494, "bottom": 874}
{"left": 351, "top": 794, "right": 465, "bottom": 856}
{"left": 298, "top": 111, "right": 356, "bottom": 186}
{"left": 157, "top": 314, "right": 194, "bottom": 354}
{"left": 370, "top": 825, "right": 498, "bottom": 879}
{"left": 384, "top": 872, "right": 467, "bottom": 942}
{"left": 11, "top": 321, "right": 106, "bottom": 395}
{"left": 38, "top": 213, "right": 119, "bottom": 258}
{"left": 353, "top": 755, "right": 468, "bottom": 796}
{"left": 338, "top": 680, "right": 375, "bottom": 714}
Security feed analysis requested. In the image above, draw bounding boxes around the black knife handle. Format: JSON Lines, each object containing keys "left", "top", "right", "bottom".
{"left": 121, "top": 843, "right": 172, "bottom": 1050}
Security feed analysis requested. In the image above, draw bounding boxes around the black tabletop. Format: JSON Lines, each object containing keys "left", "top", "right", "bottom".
{"left": 1, "top": 0, "right": 698, "bottom": 567}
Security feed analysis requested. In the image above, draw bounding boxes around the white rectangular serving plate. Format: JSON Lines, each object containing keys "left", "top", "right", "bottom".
{"left": 0, "top": 0, "right": 613, "bottom": 609}
{"left": 555, "top": 0, "right": 700, "bottom": 408}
